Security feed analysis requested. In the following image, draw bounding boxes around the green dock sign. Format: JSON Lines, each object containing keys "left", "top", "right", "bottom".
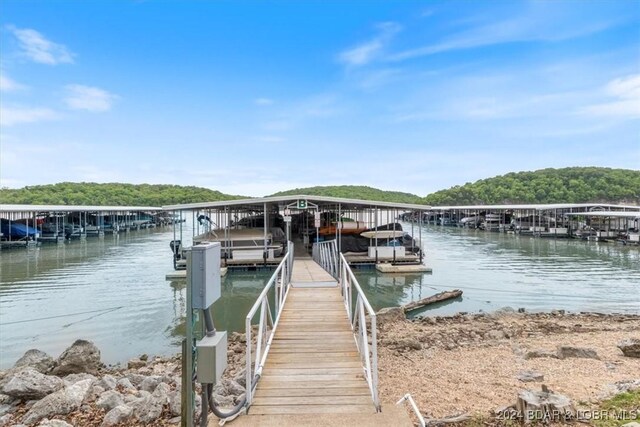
{"left": 297, "top": 199, "right": 308, "bottom": 209}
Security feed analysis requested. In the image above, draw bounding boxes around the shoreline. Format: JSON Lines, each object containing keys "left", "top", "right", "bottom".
{"left": 1, "top": 310, "right": 638, "bottom": 426}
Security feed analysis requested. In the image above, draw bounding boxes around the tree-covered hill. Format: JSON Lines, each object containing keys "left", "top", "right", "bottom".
{"left": 421, "top": 167, "right": 640, "bottom": 206}
{"left": 1, "top": 167, "right": 638, "bottom": 207}
{"left": 269, "top": 185, "right": 422, "bottom": 204}
{"left": 0, "top": 182, "right": 244, "bottom": 206}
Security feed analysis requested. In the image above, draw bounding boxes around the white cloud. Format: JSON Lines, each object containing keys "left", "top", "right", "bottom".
{"left": 9, "top": 26, "right": 74, "bottom": 65}
{"left": 339, "top": 22, "right": 401, "bottom": 67}
{"left": 579, "top": 74, "right": 640, "bottom": 119}
{"left": 254, "top": 98, "right": 274, "bottom": 106}
{"left": 64, "top": 85, "right": 118, "bottom": 112}
{"left": 605, "top": 74, "right": 640, "bottom": 99}
{"left": 389, "top": 4, "right": 619, "bottom": 62}
{"left": 0, "top": 105, "right": 59, "bottom": 126}
{"left": 0, "top": 73, "right": 27, "bottom": 91}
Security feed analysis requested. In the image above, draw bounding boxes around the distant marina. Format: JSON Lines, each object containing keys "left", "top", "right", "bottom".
{"left": 409, "top": 203, "right": 640, "bottom": 244}
{"left": 0, "top": 204, "right": 182, "bottom": 249}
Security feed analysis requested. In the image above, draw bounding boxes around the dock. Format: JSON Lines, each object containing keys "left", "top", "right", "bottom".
{"left": 236, "top": 242, "right": 412, "bottom": 425}
{"left": 250, "top": 260, "right": 373, "bottom": 416}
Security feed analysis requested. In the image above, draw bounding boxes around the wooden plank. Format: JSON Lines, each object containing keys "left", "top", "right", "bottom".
{"left": 252, "top": 395, "right": 373, "bottom": 406}
{"left": 249, "top": 404, "right": 376, "bottom": 415}
{"left": 260, "top": 374, "right": 365, "bottom": 382}
{"left": 256, "top": 380, "right": 368, "bottom": 389}
{"left": 264, "top": 360, "right": 362, "bottom": 368}
{"left": 252, "top": 387, "right": 371, "bottom": 397}
{"left": 269, "top": 348, "right": 355, "bottom": 354}
{"left": 264, "top": 367, "right": 363, "bottom": 375}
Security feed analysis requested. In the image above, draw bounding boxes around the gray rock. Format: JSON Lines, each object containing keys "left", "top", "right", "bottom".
{"left": 13, "top": 350, "right": 55, "bottom": 374}
{"left": 397, "top": 338, "right": 422, "bottom": 350}
{"left": 168, "top": 389, "right": 181, "bottom": 416}
{"left": 487, "top": 329, "right": 506, "bottom": 340}
{"left": 524, "top": 349, "right": 559, "bottom": 360}
{"left": 125, "top": 373, "right": 146, "bottom": 387}
{"left": 0, "top": 414, "right": 12, "bottom": 427}
{"left": 101, "top": 405, "right": 132, "bottom": 426}
{"left": 617, "top": 339, "right": 640, "bottom": 358}
{"left": 517, "top": 370, "right": 544, "bottom": 382}
{"left": 0, "top": 395, "right": 12, "bottom": 405}
{"left": 2, "top": 368, "right": 64, "bottom": 399}
{"left": 233, "top": 368, "right": 247, "bottom": 388}
{"left": 90, "top": 385, "right": 105, "bottom": 399}
{"left": 116, "top": 378, "right": 135, "bottom": 391}
{"left": 493, "top": 307, "right": 516, "bottom": 317}
{"left": 98, "top": 374, "right": 117, "bottom": 391}
{"left": 0, "top": 404, "right": 12, "bottom": 417}
{"left": 215, "top": 379, "right": 245, "bottom": 397}
{"left": 37, "top": 419, "right": 73, "bottom": 427}
{"left": 63, "top": 373, "right": 97, "bottom": 386}
{"left": 152, "top": 383, "right": 171, "bottom": 409}
{"left": 376, "top": 307, "right": 406, "bottom": 324}
{"left": 22, "top": 378, "right": 93, "bottom": 425}
{"left": 129, "top": 389, "right": 162, "bottom": 423}
{"left": 96, "top": 390, "right": 124, "bottom": 411}
{"left": 211, "top": 393, "right": 235, "bottom": 408}
{"left": 516, "top": 389, "right": 574, "bottom": 422}
{"left": 621, "top": 423, "right": 640, "bottom": 427}
{"left": 556, "top": 346, "right": 599, "bottom": 360}
{"left": 51, "top": 340, "right": 101, "bottom": 376}
{"left": 127, "top": 358, "right": 146, "bottom": 369}
{"left": 139, "top": 376, "right": 160, "bottom": 393}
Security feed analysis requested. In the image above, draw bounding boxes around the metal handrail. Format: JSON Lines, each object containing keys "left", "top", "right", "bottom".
{"left": 312, "top": 240, "right": 339, "bottom": 278}
{"left": 396, "top": 394, "right": 426, "bottom": 427}
{"left": 245, "top": 242, "right": 294, "bottom": 406}
{"left": 339, "top": 253, "right": 380, "bottom": 411}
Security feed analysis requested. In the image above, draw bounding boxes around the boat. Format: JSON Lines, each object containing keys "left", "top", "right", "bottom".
{"left": 193, "top": 228, "right": 285, "bottom": 260}
{"left": 0, "top": 221, "right": 39, "bottom": 240}
{"left": 318, "top": 220, "right": 368, "bottom": 236}
{"left": 360, "top": 230, "right": 405, "bottom": 239}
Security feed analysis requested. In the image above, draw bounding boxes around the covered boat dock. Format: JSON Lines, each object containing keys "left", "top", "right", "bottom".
{"left": 162, "top": 195, "right": 430, "bottom": 270}
{"left": 0, "top": 204, "right": 166, "bottom": 248}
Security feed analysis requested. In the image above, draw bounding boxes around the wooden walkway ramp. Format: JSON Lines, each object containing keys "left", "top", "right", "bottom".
{"left": 249, "top": 259, "right": 375, "bottom": 416}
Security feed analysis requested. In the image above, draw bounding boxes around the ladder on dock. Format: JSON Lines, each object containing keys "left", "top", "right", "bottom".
{"left": 244, "top": 241, "right": 380, "bottom": 416}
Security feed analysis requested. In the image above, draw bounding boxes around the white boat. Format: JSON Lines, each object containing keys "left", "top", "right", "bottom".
{"left": 194, "top": 228, "right": 285, "bottom": 259}
{"left": 360, "top": 230, "right": 405, "bottom": 239}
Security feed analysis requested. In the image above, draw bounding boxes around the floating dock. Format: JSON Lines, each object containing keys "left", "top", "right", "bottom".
{"left": 165, "top": 267, "right": 227, "bottom": 280}
{"left": 375, "top": 264, "right": 432, "bottom": 273}
{"left": 163, "top": 195, "right": 430, "bottom": 271}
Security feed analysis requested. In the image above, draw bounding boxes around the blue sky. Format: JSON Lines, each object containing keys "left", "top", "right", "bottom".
{"left": 1, "top": 1, "right": 638, "bottom": 196}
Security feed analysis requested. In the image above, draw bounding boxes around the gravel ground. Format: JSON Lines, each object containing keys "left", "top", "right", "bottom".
{"left": 377, "top": 311, "right": 640, "bottom": 419}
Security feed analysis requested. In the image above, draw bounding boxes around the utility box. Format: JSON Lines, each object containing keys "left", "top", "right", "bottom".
{"left": 196, "top": 331, "right": 227, "bottom": 384}
{"left": 189, "top": 242, "right": 221, "bottom": 310}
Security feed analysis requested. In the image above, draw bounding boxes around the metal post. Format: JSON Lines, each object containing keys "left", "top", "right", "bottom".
{"left": 183, "top": 249, "right": 194, "bottom": 427}
{"left": 263, "top": 203, "right": 268, "bottom": 264}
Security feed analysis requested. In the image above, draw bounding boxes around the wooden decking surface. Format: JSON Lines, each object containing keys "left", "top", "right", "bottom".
{"left": 250, "top": 260, "right": 374, "bottom": 415}
{"left": 290, "top": 258, "right": 337, "bottom": 285}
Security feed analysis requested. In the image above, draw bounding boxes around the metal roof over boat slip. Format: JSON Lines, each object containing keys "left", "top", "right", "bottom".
{"left": 427, "top": 203, "right": 640, "bottom": 210}
{"left": 0, "top": 204, "right": 162, "bottom": 213}
{"left": 162, "top": 195, "right": 431, "bottom": 211}
{"left": 564, "top": 211, "right": 640, "bottom": 218}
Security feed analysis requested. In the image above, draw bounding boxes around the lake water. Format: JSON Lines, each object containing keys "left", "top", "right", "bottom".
{"left": 1, "top": 224, "right": 638, "bottom": 369}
